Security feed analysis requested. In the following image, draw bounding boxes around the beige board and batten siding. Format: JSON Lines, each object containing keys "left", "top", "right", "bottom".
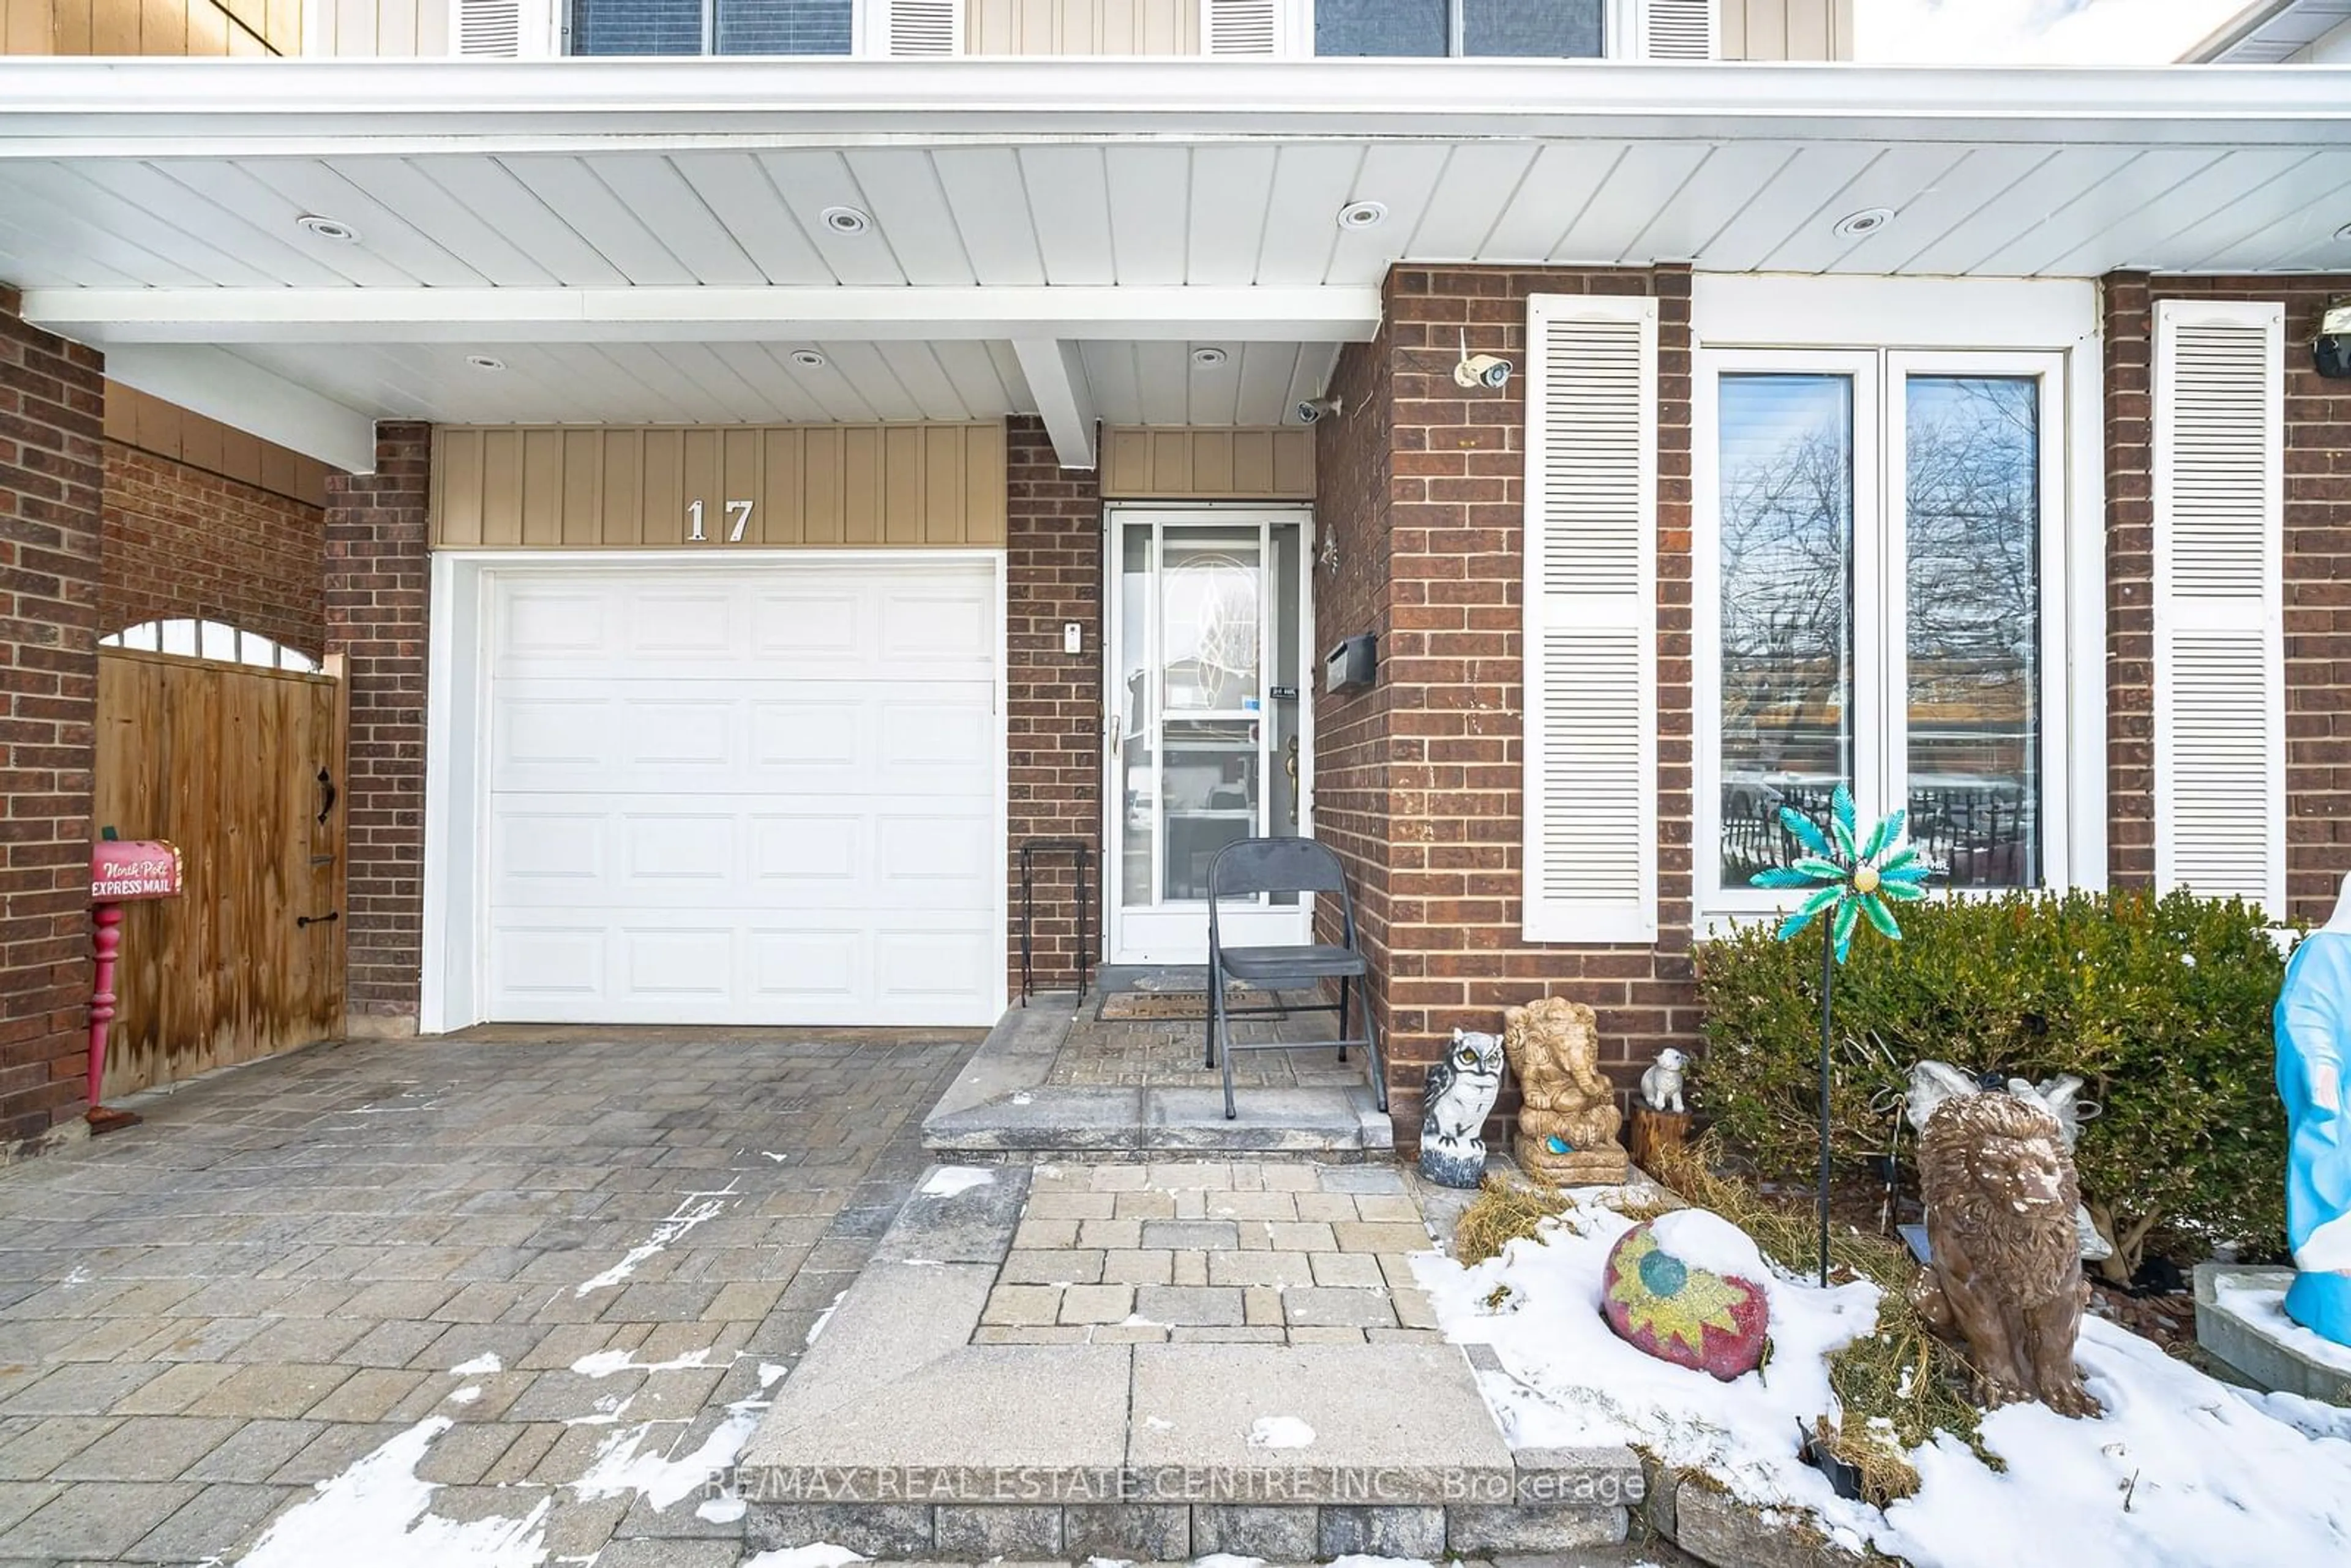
{"left": 432, "top": 424, "right": 1008, "bottom": 549}
{"left": 969, "top": 0, "right": 1198, "bottom": 53}
{"left": 1100, "top": 427, "right": 1315, "bottom": 500}
{"left": 1720, "top": 0, "right": 1852, "bottom": 61}
{"left": 306, "top": 0, "right": 440, "bottom": 53}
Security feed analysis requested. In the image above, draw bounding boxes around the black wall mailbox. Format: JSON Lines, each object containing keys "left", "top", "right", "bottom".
{"left": 1325, "top": 634, "right": 1376, "bottom": 694}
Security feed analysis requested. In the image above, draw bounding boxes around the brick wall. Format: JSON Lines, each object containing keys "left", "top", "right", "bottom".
{"left": 1316, "top": 266, "right": 1696, "bottom": 1148}
{"left": 2105, "top": 273, "right": 2351, "bottom": 923}
{"left": 325, "top": 422, "right": 430, "bottom": 1032}
{"left": 100, "top": 444, "right": 326, "bottom": 657}
{"left": 0, "top": 291, "right": 103, "bottom": 1146}
{"left": 1004, "top": 415, "right": 1104, "bottom": 994}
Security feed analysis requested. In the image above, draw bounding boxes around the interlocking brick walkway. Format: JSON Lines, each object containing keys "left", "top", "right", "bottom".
{"left": 974, "top": 1161, "right": 1441, "bottom": 1345}
{"left": 0, "top": 1029, "right": 974, "bottom": 1566}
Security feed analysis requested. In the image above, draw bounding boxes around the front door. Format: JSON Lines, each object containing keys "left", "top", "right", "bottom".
{"left": 1106, "top": 509, "right": 1313, "bottom": 964}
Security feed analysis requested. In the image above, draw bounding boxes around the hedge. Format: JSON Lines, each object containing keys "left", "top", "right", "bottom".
{"left": 1693, "top": 888, "right": 2289, "bottom": 1278}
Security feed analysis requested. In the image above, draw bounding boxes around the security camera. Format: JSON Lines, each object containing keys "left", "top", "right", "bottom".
{"left": 1454, "top": 354, "right": 1514, "bottom": 390}
{"left": 1294, "top": 394, "right": 1343, "bottom": 424}
{"left": 2316, "top": 299, "right": 2351, "bottom": 380}
{"left": 1450, "top": 329, "right": 1513, "bottom": 390}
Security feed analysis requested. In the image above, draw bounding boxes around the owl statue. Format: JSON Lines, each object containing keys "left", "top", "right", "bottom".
{"left": 1420, "top": 1029, "right": 1505, "bottom": 1188}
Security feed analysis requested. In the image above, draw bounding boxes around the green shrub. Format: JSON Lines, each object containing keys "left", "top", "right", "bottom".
{"left": 1694, "top": 888, "right": 2289, "bottom": 1278}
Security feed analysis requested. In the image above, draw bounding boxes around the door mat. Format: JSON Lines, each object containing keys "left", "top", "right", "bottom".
{"left": 1095, "top": 986, "right": 1284, "bottom": 1022}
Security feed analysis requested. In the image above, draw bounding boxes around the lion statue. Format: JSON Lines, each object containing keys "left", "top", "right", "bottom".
{"left": 1909, "top": 1086, "right": 2099, "bottom": 1417}
{"left": 1502, "top": 997, "right": 1627, "bottom": 1186}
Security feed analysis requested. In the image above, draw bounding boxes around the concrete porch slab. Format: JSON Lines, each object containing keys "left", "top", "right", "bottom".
{"left": 1125, "top": 1342, "right": 1515, "bottom": 1502}
{"left": 923, "top": 997, "right": 1393, "bottom": 1160}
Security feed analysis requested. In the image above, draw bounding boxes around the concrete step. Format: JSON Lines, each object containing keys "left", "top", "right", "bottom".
{"left": 922, "top": 999, "right": 1393, "bottom": 1159}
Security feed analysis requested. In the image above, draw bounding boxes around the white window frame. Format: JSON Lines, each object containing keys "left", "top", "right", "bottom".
{"left": 558, "top": 0, "right": 873, "bottom": 56}
{"left": 1690, "top": 276, "right": 2104, "bottom": 932}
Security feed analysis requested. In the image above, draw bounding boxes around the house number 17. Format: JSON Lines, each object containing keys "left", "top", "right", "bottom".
{"left": 686, "top": 499, "right": 755, "bottom": 542}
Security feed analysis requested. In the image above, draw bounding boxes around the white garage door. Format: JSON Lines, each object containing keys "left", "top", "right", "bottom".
{"left": 482, "top": 559, "right": 1000, "bottom": 1026}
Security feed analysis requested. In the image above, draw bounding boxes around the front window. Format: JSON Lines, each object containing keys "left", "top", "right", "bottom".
{"left": 571, "top": 0, "right": 854, "bottom": 54}
{"left": 1703, "top": 351, "right": 2061, "bottom": 913}
{"left": 1316, "top": 0, "right": 1605, "bottom": 56}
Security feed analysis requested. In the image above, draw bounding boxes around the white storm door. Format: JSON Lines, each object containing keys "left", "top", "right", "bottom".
{"left": 1106, "top": 510, "right": 1313, "bottom": 966}
{"left": 482, "top": 558, "right": 1001, "bottom": 1026}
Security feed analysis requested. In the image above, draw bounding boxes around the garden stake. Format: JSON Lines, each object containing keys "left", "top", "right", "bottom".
{"left": 1750, "top": 783, "right": 1935, "bottom": 1291}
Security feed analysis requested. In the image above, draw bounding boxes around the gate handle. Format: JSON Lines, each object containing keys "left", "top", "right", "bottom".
{"left": 297, "top": 911, "right": 340, "bottom": 929}
{"left": 316, "top": 767, "right": 337, "bottom": 825}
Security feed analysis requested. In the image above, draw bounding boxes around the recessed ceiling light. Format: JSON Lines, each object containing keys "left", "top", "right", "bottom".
{"left": 296, "top": 213, "right": 359, "bottom": 242}
{"left": 1191, "top": 347, "right": 1229, "bottom": 368}
{"left": 820, "top": 206, "right": 872, "bottom": 236}
{"left": 465, "top": 354, "right": 505, "bottom": 372}
{"left": 1832, "top": 207, "right": 1895, "bottom": 239}
{"left": 1337, "top": 200, "right": 1388, "bottom": 231}
{"left": 789, "top": 348, "right": 827, "bottom": 369}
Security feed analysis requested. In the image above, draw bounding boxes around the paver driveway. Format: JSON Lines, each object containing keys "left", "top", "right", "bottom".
{"left": 0, "top": 1027, "right": 975, "bottom": 1566}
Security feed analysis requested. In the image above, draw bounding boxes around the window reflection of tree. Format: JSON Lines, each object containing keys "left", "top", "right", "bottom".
{"left": 1715, "top": 376, "right": 2043, "bottom": 888}
{"left": 1905, "top": 377, "right": 2039, "bottom": 887}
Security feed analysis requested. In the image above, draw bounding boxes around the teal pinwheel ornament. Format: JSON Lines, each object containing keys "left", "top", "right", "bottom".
{"left": 1749, "top": 784, "right": 1934, "bottom": 963}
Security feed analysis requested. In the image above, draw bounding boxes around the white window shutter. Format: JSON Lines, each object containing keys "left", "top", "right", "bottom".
{"left": 1637, "top": 0, "right": 1717, "bottom": 59}
{"left": 453, "top": 0, "right": 553, "bottom": 56}
{"left": 868, "top": 0, "right": 965, "bottom": 54}
{"left": 1202, "top": 0, "right": 1282, "bottom": 54}
{"left": 2153, "top": 299, "right": 2286, "bottom": 915}
{"left": 1523, "top": 293, "right": 1660, "bottom": 944}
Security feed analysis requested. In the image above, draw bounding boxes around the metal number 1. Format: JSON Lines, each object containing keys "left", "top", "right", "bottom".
{"left": 687, "top": 499, "right": 706, "bottom": 541}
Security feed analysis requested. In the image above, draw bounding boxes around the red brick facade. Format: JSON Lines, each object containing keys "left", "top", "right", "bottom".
{"left": 326, "top": 422, "right": 431, "bottom": 1030}
{"left": 1004, "top": 415, "right": 1105, "bottom": 994}
{"left": 2105, "top": 272, "right": 2351, "bottom": 925}
{"left": 1316, "top": 266, "right": 1697, "bottom": 1146}
{"left": 0, "top": 292, "right": 104, "bottom": 1146}
{"left": 100, "top": 443, "right": 327, "bottom": 658}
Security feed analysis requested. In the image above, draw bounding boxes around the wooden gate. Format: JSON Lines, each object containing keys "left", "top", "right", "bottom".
{"left": 93, "top": 648, "right": 347, "bottom": 1097}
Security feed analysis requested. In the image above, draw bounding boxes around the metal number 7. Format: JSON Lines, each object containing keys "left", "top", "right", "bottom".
{"left": 726, "top": 499, "right": 754, "bottom": 542}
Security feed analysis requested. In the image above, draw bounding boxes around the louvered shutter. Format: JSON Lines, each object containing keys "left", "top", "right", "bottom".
{"left": 869, "top": 0, "right": 964, "bottom": 54}
{"left": 1202, "top": 0, "right": 1281, "bottom": 54}
{"left": 2153, "top": 299, "right": 2285, "bottom": 915}
{"left": 454, "top": 0, "right": 553, "bottom": 55}
{"left": 1638, "top": 0, "right": 1717, "bottom": 59}
{"left": 1523, "top": 294, "right": 1660, "bottom": 943}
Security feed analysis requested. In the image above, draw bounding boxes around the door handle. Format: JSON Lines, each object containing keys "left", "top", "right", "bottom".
{"left": 296, "top": 911, "right": 340, "bottom": 929}
{"left": 315, "top": 767, "right": 337, "bottom": 825}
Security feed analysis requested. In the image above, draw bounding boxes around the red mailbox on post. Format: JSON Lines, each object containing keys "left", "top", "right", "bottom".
{"left": 88, "top": 840, "right": 181, "bottom": 1133}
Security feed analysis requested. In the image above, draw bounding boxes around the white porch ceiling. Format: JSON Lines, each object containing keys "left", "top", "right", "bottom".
{"left": 2, "top": 59, "right": 2348, "bottom": 467}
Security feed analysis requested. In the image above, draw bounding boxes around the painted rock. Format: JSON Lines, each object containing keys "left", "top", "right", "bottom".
{"left": 1600, "top": 1217, "right": 1771, "bottom": 1381}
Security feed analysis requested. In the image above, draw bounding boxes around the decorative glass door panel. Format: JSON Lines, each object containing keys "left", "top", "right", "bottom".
{"left": 1109, "top": 512, "right": 1312, "bottom": 964}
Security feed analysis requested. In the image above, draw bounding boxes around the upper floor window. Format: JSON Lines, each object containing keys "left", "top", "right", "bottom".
{"left": 1315, "top": 0, "right": 1605, "bottom": 58}
{"left": 571, "top": 0, "right": 854, "bottom": 54}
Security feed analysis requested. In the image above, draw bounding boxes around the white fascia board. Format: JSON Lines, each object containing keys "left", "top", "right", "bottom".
{"left": 0, "top": 59, "right": 2347, "bottom": 157}
{"left": 102, "top": 343, "right": 377, "bottom": 473}
{"left": 1010, "top": 339, "right": 1098, "bottom": 470}
{"left": 20, "top": 286, "right": 1384, "bottom": 346}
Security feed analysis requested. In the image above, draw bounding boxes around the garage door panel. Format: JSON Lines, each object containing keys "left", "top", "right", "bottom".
{"left": 482, "top": 558, "right": 1000, "bottom": 1027}
{"left": 630, "top": 589, "right": 738, "bottom": 661}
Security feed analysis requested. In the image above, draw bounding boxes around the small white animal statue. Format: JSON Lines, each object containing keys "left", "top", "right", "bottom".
{"left": 1419, "top": 1029, "right": 1505, "bottom": 1188}
{"left": 1639, "top": 1047, "right": 1689, "bottom": 1115}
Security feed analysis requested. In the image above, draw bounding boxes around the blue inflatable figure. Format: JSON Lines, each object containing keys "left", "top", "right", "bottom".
{"left": 2274, "top": 880, "right": 2351, "bottom": 1346}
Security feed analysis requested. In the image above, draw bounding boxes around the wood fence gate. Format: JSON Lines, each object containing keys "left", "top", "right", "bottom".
{"left": 93, "top": 648, "right": 347, "bottom": 1097}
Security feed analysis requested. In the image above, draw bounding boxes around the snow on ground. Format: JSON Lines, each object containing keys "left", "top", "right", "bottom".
{"left": 235, "top": 1417, "right": 549, "bottom": 1568}
{"left": 920, "top": 1166, "right": 996, "bottom": 1197}
{"left": 574, "top": 1185, "right": 737, "bottom": 1296}
{"left": 741, "top": 1548, "right": 868, "bottom": 1568}
{"left": 1415, "top": 1192, "right": 2351, "bottom": 1568}
{"left": 574, "top": 1364, "right": 788, "bottom": 1514}
{"left": 1243, "top": 1415, "right": 1315, "bottom": 1449}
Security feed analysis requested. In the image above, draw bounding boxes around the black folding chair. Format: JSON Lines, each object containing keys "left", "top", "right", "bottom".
{"left": 1202, "top": 836, "right": 1389, "bottom": 1122}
